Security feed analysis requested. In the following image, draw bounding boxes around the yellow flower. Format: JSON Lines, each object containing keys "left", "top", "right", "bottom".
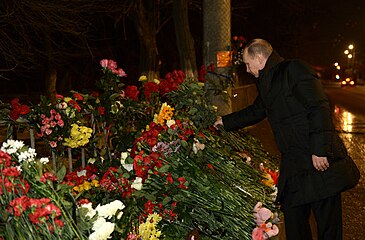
{"left": 73, "top": 180, "right": 99, "bottom": 193}
{"left": 64, "top": 124, "right": 93, "bottom": 148}
{"left": 73, "top": 185, "right": 81, "bottom": 192}
{"left": 138, "top": 213, "right": 162, "bottom": 240}
{"left": 82, "top": 181, "right": 92, "bottom": 191}
{"left": 91, "top": 179, "right": 99, "bottom": 187}
{"left": 139, "top": 75, "right": 147, "bottom": 81}
{"left": 153, "top": 103, "right": 174, "bottom": 126}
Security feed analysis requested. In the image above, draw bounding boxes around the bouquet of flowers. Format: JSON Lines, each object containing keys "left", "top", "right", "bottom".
{"left": 1, "top": 59, "right": 280, "bottom": 240}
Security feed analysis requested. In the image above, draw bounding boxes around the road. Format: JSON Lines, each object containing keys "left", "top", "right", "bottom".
{"left": 248, "top": 81, "right": 365, "bottom": 240}
{"left": 323, "top": 81, "right": 365, "bottom": 240}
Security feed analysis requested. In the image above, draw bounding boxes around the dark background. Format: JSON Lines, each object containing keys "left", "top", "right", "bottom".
{"left": 0, "top": 0, "right": 364, "bottom": 99}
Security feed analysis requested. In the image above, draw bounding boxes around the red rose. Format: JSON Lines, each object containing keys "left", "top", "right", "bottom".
{"left": 143, "top": 82, "right": 159, "bottom": 100}
{"left": 19, "top": 105, "right": 30, "bottom": 115}
{"left": 125, "top": 85, "right": 139, "bottom": 101}
{"left": 158, "top": 79, "right": 172, "bottom": 96}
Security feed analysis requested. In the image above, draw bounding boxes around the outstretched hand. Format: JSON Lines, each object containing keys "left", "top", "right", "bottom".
{"left": 213, "top": 116, "right": 223, "bottom": 130}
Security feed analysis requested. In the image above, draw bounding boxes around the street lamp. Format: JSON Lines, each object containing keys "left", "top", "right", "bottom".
{"left": 344, "top": 44, "right": 355, "bottom": 69}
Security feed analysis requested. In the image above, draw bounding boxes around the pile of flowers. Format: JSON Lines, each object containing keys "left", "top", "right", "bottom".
{"left": 0, "top": 59, "right": 280, "bottom": 239}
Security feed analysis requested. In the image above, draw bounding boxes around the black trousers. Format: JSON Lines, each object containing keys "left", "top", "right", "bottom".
{"left": 283, "top": 193, "right": 342, "bottom": 240}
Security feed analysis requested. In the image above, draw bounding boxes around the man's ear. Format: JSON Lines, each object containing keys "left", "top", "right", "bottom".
{"left": 256, "top": 54, "right": 267, "bottom": 68}
{"left": 256, "top": 54, "right": 265, "bottom": 64}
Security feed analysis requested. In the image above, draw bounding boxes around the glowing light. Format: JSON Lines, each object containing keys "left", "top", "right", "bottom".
{"left": 342, "top": 110, "right": 353, "bottom": 132}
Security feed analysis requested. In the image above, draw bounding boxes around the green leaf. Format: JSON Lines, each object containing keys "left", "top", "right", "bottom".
{"left": 158, "top": 164, "right": 170, "bottom": 173}
{"left": 56, "top": 165, "right": 67, "bottom": 182}
{"left": 162, "top": 196, "right": 171, "bottom": 205}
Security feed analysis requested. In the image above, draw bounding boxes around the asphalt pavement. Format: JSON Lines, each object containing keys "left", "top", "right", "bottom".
{"left": 247, "top": 103, "right": 365, "bottom": 240}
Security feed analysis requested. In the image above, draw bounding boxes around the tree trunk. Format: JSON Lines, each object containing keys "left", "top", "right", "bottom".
{"left": 46, "top": 67, "right": 57, "bottom": 104}
{"left": 203, "top": 0, "right": 232, "bottom": 115}
{"left": 131, "top": 0, "right": 159, "bottom": 81}
{"left": 173, "top": 0, "right": 197, "bottom": 79}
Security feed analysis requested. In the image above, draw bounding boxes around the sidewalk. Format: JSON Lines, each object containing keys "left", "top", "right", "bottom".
{"left": 247, "top": 119, "right": 320, "bottom": 240}
{"left": 246, "top": 117, "right": 365, "bottom": 240}
{"left": 245, "top": 119, "right": 288, "bottom": 240}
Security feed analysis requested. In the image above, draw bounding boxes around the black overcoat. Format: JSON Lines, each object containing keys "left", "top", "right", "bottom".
{"left": 222, "top": 51, "right": 359, "bottom": 207}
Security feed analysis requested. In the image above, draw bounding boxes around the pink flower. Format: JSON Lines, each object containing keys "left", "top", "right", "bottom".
{"left": 55, "top": 114, "right": 61, "bottom": 121}
{"left": 41, "top": 118, "right": 50, "bottom": 125}
{"left": 100, "top": 59, "right": 109, "bottom": 68}
{"left": 50, "top": 109, "right": 57, "bottom": 115}
{"left": 50, "top": 121, "right": 57, "bottom": 127}
{"left": 113, "top": 68, "right": 127, "bottom": 77}
{"left": 49, "top": 141, "right": 57, "bottom": 148}
{"left": 57, "top": 120, "right": 64, "bottom": 127}
{"left": 100, "top": 59, "right": 117, "bottom": 70}
{"left": 45, "top": 129, "right": 52, "bottom": 135}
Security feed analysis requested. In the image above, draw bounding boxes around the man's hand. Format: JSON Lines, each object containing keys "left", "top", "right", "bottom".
{"left": 213, "top": 116, "right": 223, "bottom": 129}
{"left": 312, "top": 155, "right": 329, "bottom": 171}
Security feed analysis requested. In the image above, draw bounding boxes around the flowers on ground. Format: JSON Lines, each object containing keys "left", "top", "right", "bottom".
{"left": 63, "top": 123, "right": 93, "bottom": 148}
{"left": 153, "top": 102, "right": 174, "bottom": 125}
{"left": 9, "top": 98, "right": 30, "bottom": 121}
{"left": 0, "top": 59, "right": 280, "bottom": 240}
{"left": 138, "top": 213, "right": 162, "bottom": 240}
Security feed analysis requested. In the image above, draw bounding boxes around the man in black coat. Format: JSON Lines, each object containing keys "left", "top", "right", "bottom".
{"left": 214, "top": 39, "right": 359, "bottom": 240}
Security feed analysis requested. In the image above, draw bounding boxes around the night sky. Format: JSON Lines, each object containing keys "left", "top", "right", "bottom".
{"left": 234, "top": 0, "right": 365, "bottom": 68}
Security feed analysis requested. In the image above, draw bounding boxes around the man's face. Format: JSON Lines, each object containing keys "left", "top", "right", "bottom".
{"left": 243, "top": 51, "right": 265, "bottom": 78}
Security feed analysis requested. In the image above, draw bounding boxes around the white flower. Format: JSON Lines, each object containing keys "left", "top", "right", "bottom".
{"left": 166, "top": 119, "right": 176, "bottom": 128}
{"left": 39, "top": 157, "right": 49, "bottom": 164}
{"left": 117, "top": 211, "right": 123, "bottom": 220}
{"left": 16, "top": 165, "right": 22, "bottom": 172}
{"left": 1, "top": 139, "right": 24, "bottom": 154}
{"left": 192, "top": 138, "right": 205, "bottom": 154}
{"left": 77, "top": 170, "right": 87, "bottom": 177}
{"left": 122, "top": 164, "right": 133, "bottom": 172}
{"left": 89, "top": 219, "right": 115, "bottom": 240}
{"left": 91, "top": 217, "right": 106, "bottom": 231}
{"left": 120, "top": 152, "right": 128, "bottom": 163}
{"left": 79, "top": 203, "right": 96, "bottom": 219}
{"left": 120, "top": 151, "right": 133, "bottom": 171}
{"left": 88, "top": 158, "right": 96, "bottom": 164}
{"left": 131, "top": 177, "right": 143, "bottom": 190}
{"left": 17, "top": 148, "right": 37, "bottom": 162}
{"left": 95, "top": 200, "right": 125, "bottom": 219}
{"left": 56, "top": 102, "right": 67, "bottom": 110}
